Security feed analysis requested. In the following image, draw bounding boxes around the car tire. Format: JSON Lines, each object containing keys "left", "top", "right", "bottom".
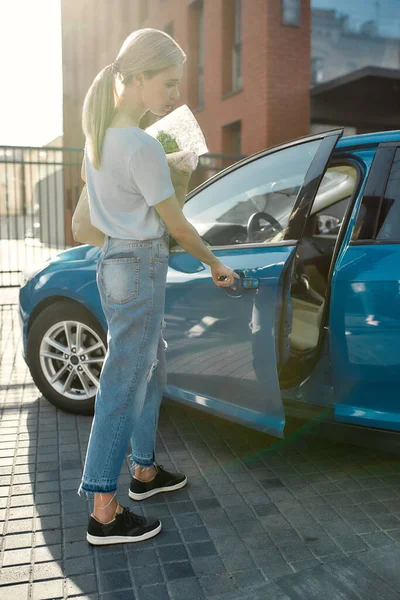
{"left": 27, "top": 300, "right": 107, "bottom": 415}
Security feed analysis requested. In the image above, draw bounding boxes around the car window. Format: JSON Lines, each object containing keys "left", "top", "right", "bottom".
{"left": 310, "top": 165, "right": 357, "bottom": 236}
{"left": 351, "top": 147, "right": 395, "bottom": 242}
{"left": 376, "top": 148, "right": 400, "bottom": 241}
{"left": 314, "top": 197, "right": 351, "bottom": 235}
{"left": 183, "top": 139, "right": 322, "bottom": 246}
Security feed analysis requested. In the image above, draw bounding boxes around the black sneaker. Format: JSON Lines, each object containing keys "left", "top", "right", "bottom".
{"left": 129, "top": 464, "right": 187, "bottom": 501}
{"left": 86, "top": 505, "right": 161, "bottom": 546}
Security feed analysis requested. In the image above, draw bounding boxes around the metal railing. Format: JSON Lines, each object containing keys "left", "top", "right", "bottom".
{"left": 0, "top": 146, "right": 245, "bottom": 288}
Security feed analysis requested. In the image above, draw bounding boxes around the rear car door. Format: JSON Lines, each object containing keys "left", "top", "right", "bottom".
{"left": 330, "top": 140, "right": 400, "bottom": 430}
{"left": 163, "top": 130, "right": 343, "bottom": 437}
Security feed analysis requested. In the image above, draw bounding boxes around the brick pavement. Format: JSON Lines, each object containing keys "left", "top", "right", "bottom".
{"left": 2, "top": 301, "right": 400, "bottom": 599}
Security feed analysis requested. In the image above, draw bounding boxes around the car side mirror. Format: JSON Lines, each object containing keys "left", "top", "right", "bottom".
{"left": 316, "top": 214, "right": 341, "bottom": 235}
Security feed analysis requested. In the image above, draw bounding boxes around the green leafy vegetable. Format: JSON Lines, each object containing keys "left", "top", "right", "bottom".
{"left": 156, "top": 131, "right": 180, "bottom": 154}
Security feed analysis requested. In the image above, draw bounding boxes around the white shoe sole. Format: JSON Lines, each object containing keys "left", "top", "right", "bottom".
{"left": 86, "top": 521, "right": 162, "bottom": 546}
{"left": 128, "top": 476, "right": 188, "bottom": 501}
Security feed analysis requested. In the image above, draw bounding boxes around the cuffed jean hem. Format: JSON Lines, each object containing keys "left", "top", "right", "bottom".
{"left": 128, "top": 452, "right": 154, "bottom": 475}
{"left": 77, "top": 478, "right": 118, "bottom": 498}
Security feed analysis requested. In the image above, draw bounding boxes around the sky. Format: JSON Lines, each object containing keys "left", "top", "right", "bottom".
{"left": 312, "top": 0, "right": 400, "bottom": 38}
{"left": 0, "top": 0, "right": 399, "bottom": 147}
{"left": 0, "top": 0, "right": 63, "bottom": 147}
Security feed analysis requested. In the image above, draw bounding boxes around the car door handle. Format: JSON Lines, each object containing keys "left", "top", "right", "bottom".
{"left": 224, "top": 276, "right": 259, "bottom": 298}
{"left": 241, "top": 277, "right": 259, "bottom": 289}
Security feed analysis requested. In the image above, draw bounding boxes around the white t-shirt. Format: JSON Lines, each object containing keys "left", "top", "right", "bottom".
{"left": 85, "top": 127, "right": 174, "bottom": 240}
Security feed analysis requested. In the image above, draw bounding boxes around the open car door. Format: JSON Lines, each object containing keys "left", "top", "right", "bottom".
{"left": 163, "top": 129, "right": 343, "bottom": 438}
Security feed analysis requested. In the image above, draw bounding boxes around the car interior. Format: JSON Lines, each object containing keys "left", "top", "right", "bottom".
{"left": 280, "top": 163, "right": 359, "bottom": 386}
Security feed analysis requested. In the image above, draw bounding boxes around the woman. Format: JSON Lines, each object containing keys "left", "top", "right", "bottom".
{"left": 78, "top": 28, "right": 237, "bottom": 546}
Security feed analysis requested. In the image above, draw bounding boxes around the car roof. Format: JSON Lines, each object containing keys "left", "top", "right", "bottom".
{"left": 336, "top": 129, "right": 400, "bottom": 150}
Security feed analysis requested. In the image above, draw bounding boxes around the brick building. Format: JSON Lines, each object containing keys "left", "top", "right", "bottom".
{"left": 61, "top": 0, "right": 400, "bottom": 151}
{"left": 61, "top": 0, "right": 311, "bottom": 154}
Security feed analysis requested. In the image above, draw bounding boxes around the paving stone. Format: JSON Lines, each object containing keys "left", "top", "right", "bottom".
{"left": 33, "top": 544, "right": 62, "bottom": 563}
{"left": 127, "top": 548, "right": 159, "bottom": 568}
{"left": 280, "top": 543, "right": 315, "bottom": 562}
{"left": 96, "top": 550, "right": 128, "bottom": 572}
{"left": 387, "top": 529, "right": 400, "bottom": 542}
{"left": 64, "top": 540, "right": 93, "bottom": 559}
{"left": 164, "top": 561, "right": 195, "bottom": 581}
{"left": 32, "top": 560, "right": 64, "bottom": 581}
{"left": 167, "top": 576, "right": 205, "bottom": 600}
{"left": 66, "top": 573, "right": 97, "bottom": 596}
{"left": 361, "top": 531, "right": 396, "bottom": 549}
{"left": 35, "top": 492, "right": 59, "bottom": 505}
{"left": 0, "top": 583, "right": 29, "bottom": 600}
{"left": 335, "top": 535, "right": 369, "bottom": 553}
{"left": 3, "top": 532, "right": 33, "bottom": 549}
{"left": 198, "top": 572, "right": 237, "bottom": 596}
{"left": 32, "top": 579, "right": 64, "bottom": 600}
{"left": 158, "top": 544, "right": 189, "bottom": 563}
{"left": 34, "top": 529, "right": 62, "bottom": 546}
{"left": 180, "top": 525, "right": 209, "bottom": 543}
{"left": 0, "top": 565, "right": 31, "bottom": 586}
{"left": 8, "top": 505, "right": 34, "bottom": 519}
{"left": 214, "top": 581, "right": 291, "bottom": 600}
{"left": 153, "top": 529, "right": 182, "bottom": 546}
{"left": 226, "top": 506, "right": 255, "bottom": 521}
{"left": 137, "top": 584, "right": 169, "bottom": 600}
{"left": 35, "top": 515, "right": 61, "bottom": 532}
{"left": 65, "top": 555, "right": 95, "bottom": 576}
{"left": 253, "top": 550, "right": 293, "bottom": 580}
{"left": 168, "top": 500, "right": 196, "bottom": 515}
{"left": 291, "top": 558, "right": 322, "bottom": 572}
{"left": 98, "top": 569, "right": 132, "bottom": 593}
{"left": 36, "top": 471, "right": 58, "bottom": 483}
{"left": 233, "top": 567, "right": 266, "bottom": 589}
{"left": 195, "top": 498, "right": 220, "bottom": 510}
{"left": 2, "top": 547, "right": 32, "bottom": 566}
{"left": 357, "top": 545, "right": 400, "bottom": 592}
{"left": 221, "top": 551, "right": 256, "bottom": 572}
{"left": 4, "top": 308, "right": 400, "bottom": 600}
{"left": 206, "top": 523, "right": 238, "bottom": 539}
{"left": 191, "top": 555, "right": 227, "bottom": 576}
{"left": 254, "top": 503, "right": 280, "bottom": 517}
{"left": 370, "top": 514, "right": 400, "bottom": 530}
{"left": 131, "top": 564, "right": 164, "bottom": 587}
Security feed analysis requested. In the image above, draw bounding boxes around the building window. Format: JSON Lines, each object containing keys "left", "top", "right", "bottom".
{"left": 232, "top": 0, "right": 242, "bottom": 91}
{"left": 222, "top": 0, "right": 242, "bottom": 95}
{"left": 197, "top": 1, "right": 204, "bottom": 106}
{"left": 188, "top": 0, "right": 204, "bottom": 109}
{"left": 282, "top": 0, "right": 301, "bottom": 27}
{"left": 140, "top": 0, "right": 148, "bottom": 24}
{"left": 311, "top": 57, "right": 324, "bottom": 84}
{"left": 164, "top": 21, "right": 174, "bottom": 38}
{"left": 222, "top": 121, "right": 242, "bottom": 155}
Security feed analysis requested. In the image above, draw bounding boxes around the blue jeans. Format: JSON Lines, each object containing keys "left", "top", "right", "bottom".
{"left": 78, "top": 232, "right": 169, "bottom": 496}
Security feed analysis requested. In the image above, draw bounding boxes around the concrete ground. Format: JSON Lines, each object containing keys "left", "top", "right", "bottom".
{"left": 2, "top": 297, "right": 400, "bottom": 599}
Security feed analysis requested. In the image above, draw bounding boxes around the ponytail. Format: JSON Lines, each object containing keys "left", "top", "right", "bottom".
{"left": 82, "top": 29, "right": 186, "bottom": 170}
{"left": 82, "top": 65, "right": 116, "bottom": 169}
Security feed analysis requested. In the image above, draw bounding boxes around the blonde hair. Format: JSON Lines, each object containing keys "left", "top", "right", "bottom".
{"left": 82, "top": 29, "right": 186, "bottom": 169}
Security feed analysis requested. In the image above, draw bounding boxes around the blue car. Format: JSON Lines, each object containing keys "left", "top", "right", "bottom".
{"left": 19, "top": 128, "right": 400, "bottom": 440}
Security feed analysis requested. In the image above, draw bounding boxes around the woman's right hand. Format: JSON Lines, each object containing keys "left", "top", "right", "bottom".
{"left": 210, "top": 260, "right": 240, "bottom": 288}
